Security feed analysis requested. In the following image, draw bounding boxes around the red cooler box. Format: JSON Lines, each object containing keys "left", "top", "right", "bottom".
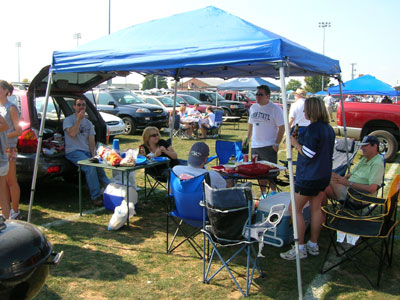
{"left": 256, "top": 192, "right": 310, "bottom": 247}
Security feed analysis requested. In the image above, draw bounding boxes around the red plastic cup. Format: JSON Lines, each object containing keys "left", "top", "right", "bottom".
{"left": 243, "top": 154, "right": 248, "bottom": 162}
{"left": 251, "top": 154, "right": 258, "bottom": 163}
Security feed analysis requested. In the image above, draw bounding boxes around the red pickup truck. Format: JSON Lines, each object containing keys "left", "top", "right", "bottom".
{"left": 335, "top": 101, "right": 400, "bottom": 162}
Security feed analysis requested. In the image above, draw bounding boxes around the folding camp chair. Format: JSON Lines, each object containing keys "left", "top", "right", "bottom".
{"left": 331, "top": 137, "right": 358, "bottom": 176}
{"left": 206, "top": 110, "right": 223, "bottom": 138}
{"left": 207, "top": 140, "right": 244, "bottom": 165}
{"left": 171, "top": 114, "right": 186, "bottom": 139}
{"left": 201, "top": 181, "right": 285, "bottom": 297}
{"left": 166, "top": 170, "right": 209, "bottom": 258}
{"left": 144, "top": 139, "right": 172, "bottom": 199}
{"left": 320, "top": 174, "right": 400, "bottom": 288}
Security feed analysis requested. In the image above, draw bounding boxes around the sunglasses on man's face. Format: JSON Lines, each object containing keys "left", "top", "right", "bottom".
{"left": 76, "top": 103, "right": 86, "bottom": 107}
{"left": 256, "top": 93, "right": 265, "bottom": 97}
{"left": 150, "top": 133, "right": 159, "bottom": 138}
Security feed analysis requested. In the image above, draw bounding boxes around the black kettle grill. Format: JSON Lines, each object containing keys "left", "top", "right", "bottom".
{"left": 0, "top": 216, "right": 63, "bottom": 300}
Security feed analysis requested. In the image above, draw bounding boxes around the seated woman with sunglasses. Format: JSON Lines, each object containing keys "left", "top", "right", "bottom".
{"left": 140, "top": 127, "right": 181, "bottom": 180}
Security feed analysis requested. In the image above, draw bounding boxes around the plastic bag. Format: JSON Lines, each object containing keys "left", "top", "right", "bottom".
{"left": 97, "top": 143, "right": 122, "bottom": 166}
{"left": 107, "top": 200, "right": 136, "bottom": 231}
{"left": 120, "top": 148, "right": 139, "bottom": 167}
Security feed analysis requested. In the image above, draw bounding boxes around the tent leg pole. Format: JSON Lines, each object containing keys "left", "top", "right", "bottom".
{"left": 169, "top": 71, "right": 180, "bottom": 142}
{"left": 28, "top": 69, "right": 53, "bottom": 223}
{"left": 279, "top": 65, "right": 303, "bottom": 300}
{"left": 337, "top": 76, "right": 351, "bottom": 172}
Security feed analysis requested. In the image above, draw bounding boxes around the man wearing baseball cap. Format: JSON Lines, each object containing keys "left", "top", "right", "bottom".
{"left": 173, "top": 142, "right": 226, "bottom": 189}
{"left": 324, "top": 135, "right": 384, "bottom": 202}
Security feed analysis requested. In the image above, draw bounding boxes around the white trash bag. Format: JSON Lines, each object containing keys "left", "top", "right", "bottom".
{"left": 108, "top": 200, "right": 136, "bottom": 231}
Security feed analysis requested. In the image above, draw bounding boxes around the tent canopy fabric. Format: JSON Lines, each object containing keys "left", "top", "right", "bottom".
{"left": 52, "top": 6, "right": 341, "bottom": 79}
{"left": 217, "top": 77, "right": 280, "bottom": 91}
{"left": 328, "top": 75, "right": 396, "bottom": 96}
{"left": 315, "top": 90, "right": 328, "bottom": 95}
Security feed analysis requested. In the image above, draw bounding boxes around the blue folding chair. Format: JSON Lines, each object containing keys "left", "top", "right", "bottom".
{"left": 207, "top": 140, "right": 243, "bottom": 165}
{"left": 206, "top": 110, "right": 223, "bottom": 138}
{"left": 166, "top": 170, "right": 209, "bottom": 258}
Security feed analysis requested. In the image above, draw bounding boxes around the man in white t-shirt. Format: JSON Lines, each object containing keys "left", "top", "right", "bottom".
{"left": 323, "top": 94, "right": 335, "bottom": 122}
{"left": 289, "top": 88, "right": 310, "bottom": 132}
{"left": 173, "top": 142, "right": 226, "bottom": 189}
{"left": 244, "top": 85, "right": 284, "bottom": 198}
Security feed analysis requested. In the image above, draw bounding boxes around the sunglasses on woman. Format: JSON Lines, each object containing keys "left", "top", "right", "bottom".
{"left": 76, "top": 103, "right": 86, "bottom": 107}
{"left": 150, "top": 133, "right": 159, "bottom": 138}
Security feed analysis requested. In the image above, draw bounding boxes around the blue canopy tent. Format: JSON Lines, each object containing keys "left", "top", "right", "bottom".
{"left": 217, "top": 77, "right": 280, "bottom": 91}
{"left": 329, "top": 74, "right": 397, "bottom": 95}
{"left": 30, "top": 7, "right": 341, "bottom": 298}
{"left": 315, "top": 90, "right": 328, "bottom": 95}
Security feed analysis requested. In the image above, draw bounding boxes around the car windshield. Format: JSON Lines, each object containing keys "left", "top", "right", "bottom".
{"left": 157, "top": 96, "right": 176, "bottom": 107}
{"left": 244, "top": 93, "right": 256, "bottom": 101}
{"left": 111, "top": 92, "right": 145, "bottom": 105}
{"left": 179, "top": 95, "right": 201, "bottom": 105}
{"left": 208, "top": 92, "right": 225, "bottom": 101}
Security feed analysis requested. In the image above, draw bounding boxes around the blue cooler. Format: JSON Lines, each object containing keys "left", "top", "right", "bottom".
{"left": 255, "top": 192, "right": 311, "bottom": 247}
{"left": 103, "top": 183, "right": 138, "bottom": 211}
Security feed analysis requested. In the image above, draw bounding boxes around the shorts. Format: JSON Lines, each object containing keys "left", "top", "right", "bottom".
{"left": 295, "top": 185, "right": 325, "bottom": 196}
{"left": 0, "top": 162, "right": 9, "bottom": 176}
{"left": 251, "top": 146, "right": 277, "bottom": 163}
{"left": 6, "top": 147, "right": 18, "bottom": 162}
{"left": 325, "top": 105, "right": 333, "bottom": 114}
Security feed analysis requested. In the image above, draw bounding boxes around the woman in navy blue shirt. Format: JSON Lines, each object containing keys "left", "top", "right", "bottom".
{"left": 281, "top": 97, "right": 335, "bottom": 260}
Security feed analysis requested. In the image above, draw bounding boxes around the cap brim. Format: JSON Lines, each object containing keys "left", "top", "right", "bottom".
{"left": 359, "top": 142, "right": 370, "bottom": 146}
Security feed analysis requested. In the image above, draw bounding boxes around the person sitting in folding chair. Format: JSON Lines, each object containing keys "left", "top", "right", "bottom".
{"left": 173, "top": 142, "right": 227, "bottom": 189}
{"left": 323, "top": 135, "right": 385, "bottom": 204}
{"left": 177, "top": 104, "right": 194, "bottom": 139}
{"left": 141, "top": 127, "right": 181, "bottom": 181}
{"left": 198, "top": 106, "right": 215, "bottom": 139}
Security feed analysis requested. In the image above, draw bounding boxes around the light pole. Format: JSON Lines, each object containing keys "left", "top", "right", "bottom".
{"left": 319, "top": 22, "right": 331, "bottom": 91}
{"left": 73, "top": 33, "right": 81, "bottom": 47}
{"left": 16, "top": 42, "right": 21, "bottom": 82}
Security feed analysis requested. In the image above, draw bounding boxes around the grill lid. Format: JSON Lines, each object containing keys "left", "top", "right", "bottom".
{"left": 0, "top": 217, "right": 52, "bottom": 280}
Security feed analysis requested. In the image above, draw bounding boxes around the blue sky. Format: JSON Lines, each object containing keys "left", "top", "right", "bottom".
{"left": 1, "top": 0, "right": 399, "bottom": 87}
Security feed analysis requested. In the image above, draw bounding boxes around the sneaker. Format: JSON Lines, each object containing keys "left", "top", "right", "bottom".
{"left": 306, "top": 241, "right": 320, "bottom": 256}
{"left": 280, "top": 245, "right": 307, "bottom": 260}
{"left": 93, "top": 197, "right": 104, "bottom": 207}
{"left": 259, "top": 193, "right": 268, "bottom": 200}
{"left": 10, "top": 209, "right": 21, "bottom": 220}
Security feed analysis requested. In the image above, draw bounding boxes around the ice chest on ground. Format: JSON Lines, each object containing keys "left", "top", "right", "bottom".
{"left": 256, "top": 192, "right": 310, "bottom": 247}
{"left": 103, "top": 183, "right": 138, "bottom": 211}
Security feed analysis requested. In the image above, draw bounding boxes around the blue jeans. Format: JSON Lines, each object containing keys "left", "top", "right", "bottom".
{"left": 65, "top": 150, "right": 110, "bottom": 200}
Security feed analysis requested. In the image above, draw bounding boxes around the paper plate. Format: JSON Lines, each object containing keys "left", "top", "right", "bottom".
{"left": 136, "top": 155, "right": 147, "bottom": 165}
{"left": 151, "top": 156, "right": 169, "bottom": 162}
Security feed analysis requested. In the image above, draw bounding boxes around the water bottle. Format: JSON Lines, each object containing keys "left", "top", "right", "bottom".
{"left": 112, "top": 139, "right": 120, "bottom": 154}
{"left": 242, "top": 138, "right": 249, "bottom": 154}
{"left": 292, "top": 124, "right": 299, "bottom": 139}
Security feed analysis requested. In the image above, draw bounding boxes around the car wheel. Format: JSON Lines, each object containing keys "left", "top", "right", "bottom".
{"left": 122, "top": 117, "right": 136, "bottom": 135}
{"left": 223, "top": 108, "right": 231, "bottom": 116}
{"left": 369, "top": 130, "right": 398, "bottom": 163}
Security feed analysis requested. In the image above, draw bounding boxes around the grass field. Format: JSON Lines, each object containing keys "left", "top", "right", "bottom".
{"left": 17, "top": 116, "right": 400, "bottom": 300}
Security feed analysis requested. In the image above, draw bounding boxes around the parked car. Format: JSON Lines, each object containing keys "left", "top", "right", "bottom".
{"left": 140, "top": 95, "right": 179, "bottom": 114}
{"left": 218, "top": 90, "right": 256, "bottom": 111}
{"left": 180, "top": 90, "right": 246, "bottom": 117}
{"left": 11, "top": 65, "right": 111, "bottom": 183}
{"left": 175, "top": 94, "right": 220, "bottom": 113}
{"left": 99, "top": 112, "right": 126, "bottom": 142}
{"left": 84, "top": 88, "right": 169, "bottom": 135}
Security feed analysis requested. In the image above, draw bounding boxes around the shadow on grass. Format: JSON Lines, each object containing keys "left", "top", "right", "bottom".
{"left": 51, "top": 243, "right": 138, "bottom": 280}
